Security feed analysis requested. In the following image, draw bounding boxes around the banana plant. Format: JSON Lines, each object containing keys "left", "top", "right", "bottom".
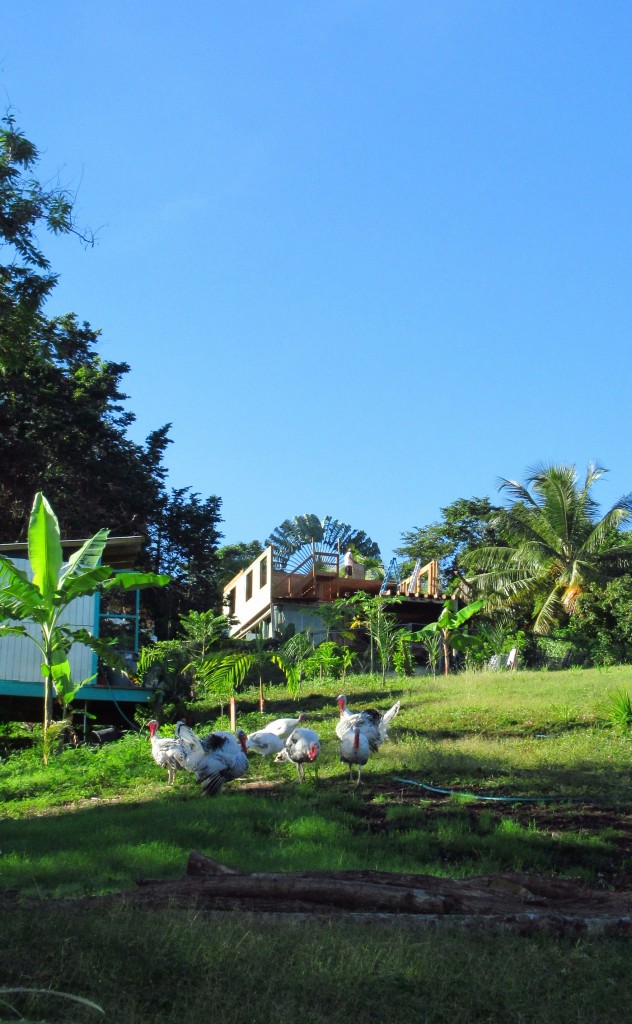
{"left": 413, "top": 598, "right": 484, "bottom": 676}
{"left": 0, "top": 492, "right": 169, "bottom": 758}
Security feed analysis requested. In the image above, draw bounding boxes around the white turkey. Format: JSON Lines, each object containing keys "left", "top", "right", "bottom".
{"left": 335, "top": 694, "right": 400, "bottom": 751}
{"left": 175, "top": 722, "right": 249, "bottom": 796}
{"left": 246, "top": 731, "right": 286, "bottom": 757}
{"left": 147, "top": 720, "right": 187, "bottom": 784}
{"left": 339, "top": 726, "right": 371, "bottom": 786}
{"left": 261, "top": 712, "right": 308, "bottom": 738}
{"left": 275, "top": 727, "right": 321, "bottom": 782}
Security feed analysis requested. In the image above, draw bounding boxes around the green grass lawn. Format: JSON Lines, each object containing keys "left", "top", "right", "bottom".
{"left": 1, "top": 665, "right": 632, "bottom": 1023}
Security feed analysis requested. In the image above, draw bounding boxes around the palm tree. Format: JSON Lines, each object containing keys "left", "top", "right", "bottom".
{"left": 462, "top": 463, "right": 632, "bottom": 634}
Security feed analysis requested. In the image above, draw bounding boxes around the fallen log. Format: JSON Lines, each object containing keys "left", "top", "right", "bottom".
{"left": 175, "top": 852, "right": 632, "bottom": 924}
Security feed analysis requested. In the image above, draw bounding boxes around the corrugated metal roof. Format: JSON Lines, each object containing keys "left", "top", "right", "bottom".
{"left": 0, "top": 535, "right": 144, "bottom": 569}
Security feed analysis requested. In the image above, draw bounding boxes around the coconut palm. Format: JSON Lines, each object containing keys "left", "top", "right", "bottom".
{"left": 462, "top": 463, "right": 632, "bottom": 634}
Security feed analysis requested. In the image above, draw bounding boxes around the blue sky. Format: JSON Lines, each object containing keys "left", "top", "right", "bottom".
{"left": 3, "top": 2, "right": 632, "bottom": 562}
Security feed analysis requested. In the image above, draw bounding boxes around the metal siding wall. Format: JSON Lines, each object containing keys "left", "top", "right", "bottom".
{"left": 0, "top": 558, "right": 97, "bottom": 684}
{"left": 276, "top": 606, "right": 327, "bottom": 645}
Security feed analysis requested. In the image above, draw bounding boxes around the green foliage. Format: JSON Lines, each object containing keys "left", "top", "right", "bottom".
{"left": 602, "top": 689, "right": 632, "bottom": 730}
{"left": 397, "top": 496, "right": 501, "bottom": 587}
{"left": 463, "top": 463, "right": 632, "bottom": 635}
{"left": 0, "top": 492, "right": 168, "bottom": 756}
{"left": 417, "top": 629, "right": 441, "bottom": 678}
{"left": 198, "top": 628, "right": 300, "bottom": 712}
{"left": 414, "top": 598, "right": 485, "bottom": 675}
{"left": 136, "top": 640, "right": 193, "bottom": 702}
{"left": 147, "top": 488, "right": 224, "bottom": 637}
{"left": 564, "top": 575, "right": 632, "bottom": 666}
{"left": 464, "top": 621, "right": 528, "bottom": 670}
{"left": 348, "top": 591, "right": 403, "bottom": 683}
{"left": 0, "top": 115, "right": 223, "bottom": 639}
{"left": 392, "top": 630, "right": 414, "bottom": 677}
{"left": 216, "top": 540, "right": 264, "bottom": 589}
{"left": 137, "top": 612, "right": 232, "bottom": 706}
{"left": 532, "top": 635, "right": 582, "bottom": 670}
{"left": 304, "top": 640, "right": 343, "bottom": 681}
{"left": 282, "top": 630, "right": 315, "bottom": 681}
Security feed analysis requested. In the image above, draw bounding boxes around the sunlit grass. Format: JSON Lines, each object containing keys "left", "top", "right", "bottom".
{"left": 1, "top": 665, "right": 632, "bottom": 896}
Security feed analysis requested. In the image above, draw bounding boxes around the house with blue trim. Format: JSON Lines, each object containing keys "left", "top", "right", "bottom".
{"left": 0, "top": 536, "right": 157, "bottom": 722}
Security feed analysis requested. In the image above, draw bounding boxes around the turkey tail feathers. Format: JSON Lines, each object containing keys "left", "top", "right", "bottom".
{"left": 196, "top": 767, "right": 227, "bottom": 796}
{"left": 382, "top": 701, "right": 401, "bottom": 727}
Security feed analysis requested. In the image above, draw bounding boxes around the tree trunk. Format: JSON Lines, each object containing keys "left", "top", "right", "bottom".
{"left": 442, "top": 632, "right": 450, "bottom": 676}
{"left": 178, "top": 866, "right": 449, "bottom": 914}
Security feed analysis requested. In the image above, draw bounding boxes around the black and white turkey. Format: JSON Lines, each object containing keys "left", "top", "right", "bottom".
{"left": 275, "top": 727, "right": 321, "bottom": 782}
{"left": 175, "top": 722, "right": 249, "bottom": 796}
{"left": 335, "top": 694, "right": 400, "bottom": 752}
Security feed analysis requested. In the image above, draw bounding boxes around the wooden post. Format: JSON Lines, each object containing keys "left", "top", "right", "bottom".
{"left": 229, "top": 697, "right": 237, "bottom": 732}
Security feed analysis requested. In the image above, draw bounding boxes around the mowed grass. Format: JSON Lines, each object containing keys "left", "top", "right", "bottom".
{"left": 1, "top": 666, "right": 632, "bottom": 895}
{"left": 1, "top": 666, "right": 632, "bottom": 1024}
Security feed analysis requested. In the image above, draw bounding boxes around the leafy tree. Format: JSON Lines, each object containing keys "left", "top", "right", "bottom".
{"left": 306, "top": 599, "right": 353, "bottom": 643}
{"left": 0, "top": 493, "right": 168, "bottom": 758}
{"left": 462, "top": 464, "right": 632, "bottom": 635}
{"left": 178, "top": 609, "right": 230, "bottom": 657}
{"left": 0, "top": 115, "right": 224, "bottom": 637}
{"left": 0, "top": 312, "right": 171, "bottom": 540}
{"left": 306, "top": 640, "right": 343, "bottom": 681}
{"left": 0, "top": 113, "right": 168, "bottom": 540}
{"left": 216, "top": 540, "right": 264, "bottom": 590}
{"left": 137, "top": 609, "right": 231, "bottom": 704}
{"left": 0, "top": 112, "right": 90, "bottom": 316}
{"left": 565, "top": 576, "right": 632, "bottom": 665}
{"left": 191, "top": 627, "right": 299, "bottom": 714}
{"left": 147, "top": 488, "right": 223, "bottom": 638}
{"left": 397, "top": 497, "right": 501, "bottom": 589}
{"left": 393, "top": 630, "right": 414, "bottom": 677}
{"left": 417, "top": 630, "right": 441, "bottom": 679}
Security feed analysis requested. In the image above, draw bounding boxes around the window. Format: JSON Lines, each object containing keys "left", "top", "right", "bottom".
{"left": 245, "top": 571, "right": 253, "bottom": 601}
{"left": 259, "top": 557, "right": 268, "bottom": 589}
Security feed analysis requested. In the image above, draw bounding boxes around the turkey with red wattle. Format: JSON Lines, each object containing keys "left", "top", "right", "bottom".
{"left": 275, "top": 727, "right": 321, "bottom": 782}
{"left": 147, "top": 720, "right": 186, "bottom": 785}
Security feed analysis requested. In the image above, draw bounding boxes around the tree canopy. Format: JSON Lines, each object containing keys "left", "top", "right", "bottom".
{"left": 397, "top": 497, "right": 501, "bottom": 588}
{"left": 0, "top": 114, "right": 224, "bottom": 637}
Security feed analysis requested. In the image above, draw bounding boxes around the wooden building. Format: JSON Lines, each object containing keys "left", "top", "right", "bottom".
{"left": 223, "top": 543, "right": 446, "bottom": 644}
